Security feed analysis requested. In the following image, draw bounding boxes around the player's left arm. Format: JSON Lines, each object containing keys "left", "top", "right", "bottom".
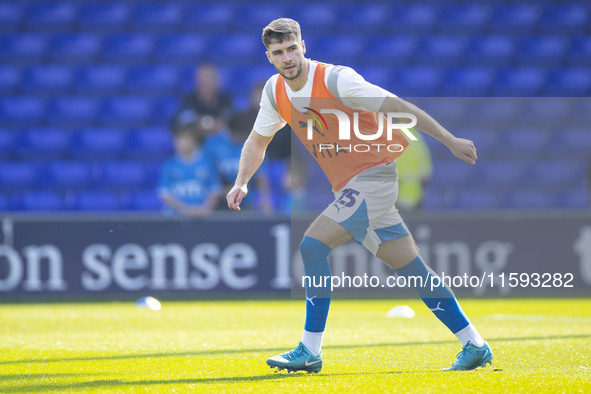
{"left": 379, "top": 94, "right": 477, "bottom": 165}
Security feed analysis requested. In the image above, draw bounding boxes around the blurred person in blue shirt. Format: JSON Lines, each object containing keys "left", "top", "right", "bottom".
{"left": 204, "top": 110, "right": 273, "bottom": 213}
{"left": 159, "top": 120, "right": 222, "bottom": 218}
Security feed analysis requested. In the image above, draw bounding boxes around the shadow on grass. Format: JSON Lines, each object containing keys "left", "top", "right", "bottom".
{"left": 1, "top": 370, "right": 436, "bottom": 393}
{"left": 3, "top": 333, "right": 589, "bottom": 366}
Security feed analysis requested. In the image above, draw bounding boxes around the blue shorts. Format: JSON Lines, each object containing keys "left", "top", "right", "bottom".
{"left": 322, "top": 162, "right": 410, "bottom": 255}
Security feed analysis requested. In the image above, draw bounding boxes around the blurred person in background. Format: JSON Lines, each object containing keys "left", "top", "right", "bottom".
{"left": 246, "top": 82, "right": 292, "bottom": 213}
{"left": 249, "top": 82, "right": 291, "bottom": 163}
{"left": 204, "top": 110, "right": 273, "bottom": 214}
{"left": 396, "top": 129, "right": 433, "bottom": 211}
{"left": 173, "top": 62, "right": 233, "bottom": 135}
{"left": 158, "top": 120, "right": 222, "bottom": 218}
{"left": 280, "top": 152, "right": 308, "bottom": 214}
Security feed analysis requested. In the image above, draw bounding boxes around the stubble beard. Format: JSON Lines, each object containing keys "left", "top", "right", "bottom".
{"left": 277, "top": 60, "right": 303, "bottom": 81}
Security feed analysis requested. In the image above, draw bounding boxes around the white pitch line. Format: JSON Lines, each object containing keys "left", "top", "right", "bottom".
{"left": 486, "top": 314, "right": 591, "bottom": 323}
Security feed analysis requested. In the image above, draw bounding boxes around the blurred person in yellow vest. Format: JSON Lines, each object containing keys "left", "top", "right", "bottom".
{"left": 396, "top": 128, "right": 433, "bottom": 211}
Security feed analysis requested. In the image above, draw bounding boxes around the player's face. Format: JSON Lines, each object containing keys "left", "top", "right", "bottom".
{"left": 266, "top": 38, "right": 306, "bottom": 81}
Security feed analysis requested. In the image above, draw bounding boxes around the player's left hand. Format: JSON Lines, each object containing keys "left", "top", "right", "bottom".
{"left": 447, "top": 137, "right": 478, "bottom": 165}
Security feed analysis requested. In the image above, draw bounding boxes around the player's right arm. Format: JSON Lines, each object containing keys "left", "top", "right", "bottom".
{"left": 226, "top": 131, "right": 273, "bottom": 211}
{"left": 227, "top": 76, "right": 286, "bottom": 211}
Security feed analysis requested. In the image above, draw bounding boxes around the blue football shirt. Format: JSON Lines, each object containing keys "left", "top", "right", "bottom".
{"left": 158, "top": 150, "right": 222, "bottom": 213}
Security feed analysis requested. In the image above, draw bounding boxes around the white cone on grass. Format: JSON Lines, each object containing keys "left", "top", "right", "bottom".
{"left": 386, "top": 305, "right": 415, "bottom": 318}
{"left": 136, "top": 296, "right": 161, "bottom": 311}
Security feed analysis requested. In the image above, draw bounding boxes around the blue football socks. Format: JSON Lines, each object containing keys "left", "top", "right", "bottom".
{"left": 395, "top": 255, "right": 470, "bottom": 334}
{"left": 299, "top": 236, "right": 332, "bottom": 333}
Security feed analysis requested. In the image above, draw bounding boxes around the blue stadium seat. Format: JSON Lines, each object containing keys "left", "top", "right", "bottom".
{"left": 0, "top": 2, "right": 25, "bottom": 33}
{"left": 0, "top": 194, "right": 13, "bottom": 211}
{"left": 72, "top": 129, "right": 127, "bottom": 160}
{"left": 499, "top": 129, "right": 551, "bottom": 159}
{"left": 25, "top": 2, "right": 77, "bottom": 32}
{"left": 317, "top": 36, "right": 366, "bottom": 66}
{"left": 568, "top": 36, "right": 591, "bottom": 67}
{"left": 354, "top": 67, "right": 392, "bottom": 92}
{"left": 521, "top": 99, "right": 572, "bottom": 129}
{"left": 153, "top": 35, "right": 208, "bottom": 65}
{"left": 0, "top": 66, "right": 20, "bottom": 95}
{"left": 414, "top": 36, "right": 466, "bottom": 66}
{"left": 493, "top": 68, "right": 546, "bottom": 96}
{"left": 464, "top": 36, "right": 516, "bottom": 66}
{"left": 0, "top": 34, "right": 49, "bottom": 64}
{"left": 390, "top": 67, "right": 443, "bottom": 96}
{"left": 230, "top": 67, "right": 272, "bottom": 98}
{"left": 539, "top": 5, "right": 588, "bottom": 35}
{"left": 18, "top": 129, "right": 71, "bottom": 160}
{"left": 75, "top": 190, "right": 124, "bottom": 211}
{"left": 234, "top": 4, "right": 291, "bottom": 31}
{"left": 130, "top": 2, "right": 183, "bottom": 33}
{"left": 152, "top": 97, "right": 179, "bottom": 126}
{"left": 422, "top": 186, "right": 455, "bottom": 210}
{"left": 545, "top": 68, "right": 591, "bottom": 96}
{"left": 78, "top": 2, "right": 131, "bottom": 33}
{"left": 363, "top": 36, "right": 417, "bottom": 67}
{"left": 437, "top": 5, "right": 491, "bottom": 35}
{"left": 22, "top": 66, "right": 75, "bottom": 95}
{"left": 443, "top": 67, "right": 495, "bottom": 96}
{"left": 294, "top": 4, "right": 338, "bottom": 36}
{"left": 453, "top": 188, "right": 501, "bottom": 210}
{"left": 506, "top": 189, "right": 557, "bottom": 210}
{"left": 0, "top": 97, "right": 46, "bottom": 127}
{"left": 99, "top": 162, "right": 148, "bottom": 189}
{"left": 388, "top": 5, "right": 437, "bottom": 35}
{"left": 127, "top": 128, "right": 173, "bottom": 162}
{"left": 488, "top": 5, "right": 540, "bottom": 35}
{"left": 45, "top": 161, "right": 91, "bottom": 189}
{"left": 21, "top": 191, "right": 66, "bottom": 211}
{"left": 0, "top": 162, "right": 38, "bottom": 190}
{"left": 76, "top": 66, "right": 127, "bottom": 95}
{"left": 465, "top": 99, "right": 522, "bottom": 128}
{"left": 526, "top": 160, "right": 585, "bottom": 190}
{"left": 474, "top": 160, "right": 528, "bottom": 189}
{"left": 457, "top": 128, "right": 499, "bottom": 159}
{"left": 102, "top": 34, "right": 154, "bottom": 64}
{"left": 551, "top": 128, "right": 591, "bottom": 159}
{"left": 49, "top": 97, "right": 101, "bottom": 127}
{"left": 429, "top": 160, "right": 476, "bottom": 188}
{"left": 183, "top": 3, "right": 235, "bottom": 34}
{"left": 515, "top": 36, "right": 568, "bottom": 67}
{"left": 50, "top": 34, "right": 101, "bottom": 64}
{"left": 101, "top": 97, "right": 153, "bottom": 126}
{"left": 336, "top": 5, "right": 390, "bottom": 35}
{"left": 412, "top": 99, "right": 468, "bottom": 128}
{"left": 558, "top": 188, "right": 590, "bottom": 210}
{"left": 0, "top": 129, "right": 17, "bottom": 160}
{"left": 207, "top": 35, "right": 260, "bottom": 65}
{"left": 129, "top": 189, "right": 163, "bottom": 211}
{"left": 126, "top": 66, "right": 180, "bottom": 96}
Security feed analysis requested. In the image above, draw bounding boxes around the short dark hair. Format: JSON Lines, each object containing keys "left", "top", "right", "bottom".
{"left": 172, "top": 122, "right": 202, "bottom": 143}
{"left": 262, "top": 18, "right": 301, "bottom": 49}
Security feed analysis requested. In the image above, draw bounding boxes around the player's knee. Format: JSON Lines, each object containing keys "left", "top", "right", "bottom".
{"left": 299, "top": 236, "right": 332, "bottom": 261}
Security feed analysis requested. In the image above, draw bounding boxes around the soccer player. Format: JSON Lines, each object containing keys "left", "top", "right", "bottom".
{"left": 226, "top": 18, "right": 492, "bottom": 372}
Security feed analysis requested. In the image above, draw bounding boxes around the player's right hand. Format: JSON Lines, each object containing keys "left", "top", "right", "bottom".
{"left": 448, "top": 137, "right": 478, "bottom": 165}
{"left": 226, "top": 184, "right": 248, "bottom": 211}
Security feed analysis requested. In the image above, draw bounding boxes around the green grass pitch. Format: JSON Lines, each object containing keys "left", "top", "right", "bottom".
{"left": 0, "top": 298, "right": 589, "bottom": 393}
